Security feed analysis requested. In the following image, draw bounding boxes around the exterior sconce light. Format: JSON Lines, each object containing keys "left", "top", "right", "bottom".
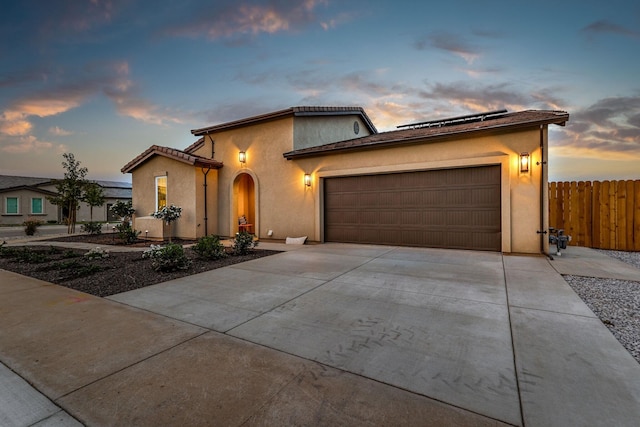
{"left": 304, "top": 173, "right": 311, "bottom": 187}
{"left": 520, "top": 152, "right": 530, "bottom": 173}
{"left": 238, "top": 151, "right": 246, "bottom": 165}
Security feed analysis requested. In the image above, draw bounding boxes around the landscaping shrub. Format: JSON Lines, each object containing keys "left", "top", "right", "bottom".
{"left": 54, "top": 259, "right": 103, "bottom": 278}
{"left": 193, "top": 235, "right": 227, "bottom": 260}
{"left": 62, "top": 249, "right": 80, "bottom": 259}
{"left": 81, "top": 221, "right": 103, "bottom": 235}
{"left": 143, "top": 243, "right": 191, "bottom": 272}
{"left": 115, "top": 223, "right": 141, "bottom": 244}
{"left": 232, "top": 231, "right": 258, "bottom": 255}
{"left": 0, "top": 241, "right": 17, "bottom": 258}
{"left": 13, "top": 247, "right": 47, "bottom": 263}
{"left": 23, "top": 218, "right": 43, "bottom": 236}
{"left": 84, "top": 247, "right": 110, "bottom": 259}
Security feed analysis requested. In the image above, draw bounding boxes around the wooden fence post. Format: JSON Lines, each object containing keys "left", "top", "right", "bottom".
{"left": 635, "top": 180, "right": 640, "bottom": 251}
{"left": 592, "top": 181, "right": 601, "bottom": 248}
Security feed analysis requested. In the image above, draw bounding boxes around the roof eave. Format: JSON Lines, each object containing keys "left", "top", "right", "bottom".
{"left": 191, "top": 108, "right": 294, "bottom": 136}
{"left": 0, "top": 185, "right": 58, "bottom": 196}
{"left": 283, "top": 114, "right": 569, "bottom": 160}
{"left": 121, "top": 147, "right": 224, "bottom": 174}
{"left": 191, "top": 106, "right": 378, "bottom": 136}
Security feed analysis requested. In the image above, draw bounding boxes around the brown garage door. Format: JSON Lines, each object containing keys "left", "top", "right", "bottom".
{"left": 324, "top": 165, "right": 501, "bottom": 251}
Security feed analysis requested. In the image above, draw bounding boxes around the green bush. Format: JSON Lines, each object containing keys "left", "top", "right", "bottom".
{"left": 81, "top": 221, "right": 103, "bottom": 235}
{"left": 23, "top": 218, "right": 43, "bottom": 236}
{"left": 54, "top": 260, "right": 103, "bottom": 278}
{"left": 62, "top": 249, "right": 80, "bottom": 259}
{"left": 143, "top": 243, "right": 191, "bottom": 272}
{"left": 14, "top": 247, "right": 47, "bottom": 263}
{"left": 231, "top": 231, "right": 258, "bottom": 255}
{"left": 193, "top": 235, "right": 227, "bottom": 260}
{"left": 115, "top": 223, "right": 141, "bottom": 244}
{"left": 0, "top": 241, "right": 17, "bottom": 258}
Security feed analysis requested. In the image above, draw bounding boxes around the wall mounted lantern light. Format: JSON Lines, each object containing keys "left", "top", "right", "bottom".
{"left": 519, "top": 152, "right": 530, "bottom": 173}
{"left": 238, "top": 150, "right": 246, "bottom": 165}
{"left": 304, "top": 173, "right": 312, "bottom": 187}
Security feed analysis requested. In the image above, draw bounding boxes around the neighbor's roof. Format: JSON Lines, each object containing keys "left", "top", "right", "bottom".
{"left": 0, "top": 184, "right": 58, "bottom": 196}
{"left": 0, "top": 175, "right": 131, "bottom": 196}
{"left": 191, "top": 106, "right": 378, "bottom": 136}
{"left": 0, "top": 175, "right": 52, "bottom": 190}
{"left": 121, "top": 145, "right": 224, "bottom": 173}
{"left": 283, "top": 110, "right": 569, "bottom": 159}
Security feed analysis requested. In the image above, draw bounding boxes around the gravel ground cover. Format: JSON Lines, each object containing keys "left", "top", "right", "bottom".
{"left": 564, "top": 249, "right": 640, "bottom": 364}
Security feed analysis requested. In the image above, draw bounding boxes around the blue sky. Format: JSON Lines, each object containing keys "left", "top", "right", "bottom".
{"left": 1, "top": 0, "right": 639, "bottom": 182}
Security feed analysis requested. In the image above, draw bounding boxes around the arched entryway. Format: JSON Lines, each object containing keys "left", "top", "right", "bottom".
{"left": 232, "top": 172, "right": 257, "bottom": 234}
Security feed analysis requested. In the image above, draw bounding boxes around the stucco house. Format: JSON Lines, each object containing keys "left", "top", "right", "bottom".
{"left": 121, "top": 106, "right": 569, "bottom": 254}
{"left": 0, "top": 175, "right": 132, "bottom": 225}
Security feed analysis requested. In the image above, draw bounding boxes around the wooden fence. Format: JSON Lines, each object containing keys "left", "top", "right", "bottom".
{"left": 549, "top": 180, "right": 640, "bottom": 251}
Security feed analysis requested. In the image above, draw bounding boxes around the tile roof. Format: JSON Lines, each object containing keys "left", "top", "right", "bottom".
{"left": 184, "top": 136, "right": 205, "bottom": 154}
{"left": 191, "top": 106, "right": 377, "bottom": 136}
{"left": 283, "top": 110, "right": 569, "bottom": 159}
{"left": 121, "top": 145, "right": 223, "bottom": 173}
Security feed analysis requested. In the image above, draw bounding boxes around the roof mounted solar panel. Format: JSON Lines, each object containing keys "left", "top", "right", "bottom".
{"left": 397, "top": 109, "right": 508, "bottom": 129}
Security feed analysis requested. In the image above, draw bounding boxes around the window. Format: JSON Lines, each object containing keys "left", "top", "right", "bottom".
{"left": 156, "top": 176, "right": 167, "bottom": 210}
{"left": 31, "top": 197, "right": 43, "bottom": 214}
{"left": 5, "top": 197, "right": 19, "bottom": 214}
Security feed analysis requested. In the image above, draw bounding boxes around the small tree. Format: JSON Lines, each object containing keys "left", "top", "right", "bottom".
{"left": 82, "top": 182, "right": 105, "bottom": 222}
{"left": 81, "top": 183, "right": 105, "bottom": 234}
{"left": 151, "top": 204, "right": 182, "bottom": 243}
{"left": 110, "top": 200, "right": 138, "bottom": 244}
{"left": 47, "top": 153, "right": 88, "bottom": 234}
{"left": 110, "top": 200, "right": 135, "bottom": 227}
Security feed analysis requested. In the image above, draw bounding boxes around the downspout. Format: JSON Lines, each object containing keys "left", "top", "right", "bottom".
{"left": 202, "top": 166, "right": 211, "bottom": 236}
{"left": 538, "top": 125, "right": 552, "bottom": 259}
{"left": 201, "top": 135, "right": 215, "bottom": 237}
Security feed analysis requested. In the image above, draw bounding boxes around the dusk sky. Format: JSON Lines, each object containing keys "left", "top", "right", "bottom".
{"left": 1, "top": 0, "right": 639, "bottom": 182}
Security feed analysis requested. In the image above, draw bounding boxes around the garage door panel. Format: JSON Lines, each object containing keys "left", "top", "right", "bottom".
{"left": 324, "top": 165, "right": 501, "bottom": 251}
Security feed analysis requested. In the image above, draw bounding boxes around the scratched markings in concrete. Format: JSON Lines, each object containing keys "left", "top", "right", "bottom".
{"left": 229, "top": 280, "right": 520, "bottom": 425}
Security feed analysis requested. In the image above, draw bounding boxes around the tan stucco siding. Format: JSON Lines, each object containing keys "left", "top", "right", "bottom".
{"left": 293, "top": 115, "right": 373, "bottom": 150}
{"left": 128, "top": 115, "right": 549, "bottom": 253}
{"left": 194, "top": 117, "right": 303, "bottom": 238}
{"left": 288, "top": 127, "right": 547, "bottom": 253}
{"left": 130, "top": 156, "right": 200, "bottom": 239}
{"left": 193, "top": 120, "right": 547, "bottom": 252}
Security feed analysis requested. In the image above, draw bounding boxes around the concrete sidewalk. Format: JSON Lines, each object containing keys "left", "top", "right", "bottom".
{"left": 1, "top": 244, "right": 640, "bottom": 426}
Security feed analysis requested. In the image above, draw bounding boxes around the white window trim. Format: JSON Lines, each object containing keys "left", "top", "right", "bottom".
{"left": 155, "top": 176, "right": 167, "bottom": 211}
{"left": 4, "top": 196, "right": 20, "bottom": 215}
{"left": 30, "top": 197, "right": 44, "bottom": 214}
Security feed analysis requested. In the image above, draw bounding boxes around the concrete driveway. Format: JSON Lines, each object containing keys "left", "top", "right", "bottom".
{"left": 107, "top": 243, "right": 640, "bottom": 426}
{"left": 2, "top": 243, "right": 640, "bottom": 426}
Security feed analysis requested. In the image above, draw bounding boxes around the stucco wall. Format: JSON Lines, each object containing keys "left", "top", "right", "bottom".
{"left": 293, "top": 115, "right": 373, "bottom": 150}
{"left": 130, "top": 156, "right": 204, "bottom": 239}
{"left": 131, "top": 115, "right": 549, "bottom": 253}
{"left": 0, "top": 190, "right": 58, "bottom": 225}
{"left": 191, "top": 116, "right": 305, "bottom": 238}
{"left": 198, "top": 118, "right": 548, "bottom": 253}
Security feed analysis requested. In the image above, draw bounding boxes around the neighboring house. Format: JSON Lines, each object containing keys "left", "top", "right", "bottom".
{"left": 0, "top": 175, "right": 132, "bottom": 225}
{"left": 122, "top": 106, "right": 569, "bottom": 254}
